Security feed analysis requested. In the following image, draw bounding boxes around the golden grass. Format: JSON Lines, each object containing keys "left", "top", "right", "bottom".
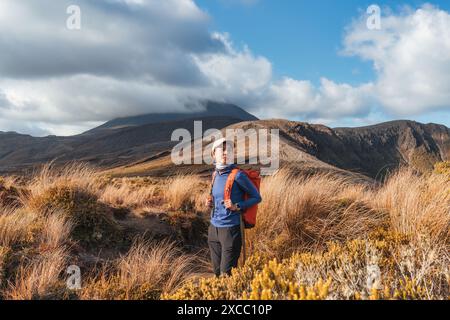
{"left": 163, "top": 175, "right": 205, "bottom": 212}
{"left": 39, "top": 211, "right": 73, "bottom": 250}
{"left": 18, "top": 163, "right": 124, "bottom": 247}
{"left": 0, "top": 162, "right": 449, "bottom": 300}
{"left": 247, "top": 170, "right": 385, "bottom": 257}
{"left": 5, "top": 248, "right": 68, "bottom": 300}
{"left": 0, "top": 183, "right": 21, "bottom": 208}
{"left": 246, "top": 168, "right": 449, "bottom": 259}
{"left": 169, "top": 167, "right": 449, "bottom": 300}
{"left": 99, "top": 182, "right": 159, "bottom": 209}
{"left": 0, "top": 207, "right": 38, "bottom": 247}
{"left": 23, "top": 162, "right": 100, "bottom": 211}
{"left": 371, "top": 169, "right": 450, "bottom": 242}
{"left": 0, "top": 175, "right": 20, "bottom": 189}
{"left": 80, "top": 240, "right": 206, "bottom": 300}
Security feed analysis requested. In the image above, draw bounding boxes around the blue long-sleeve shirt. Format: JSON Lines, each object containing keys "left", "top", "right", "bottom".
{"left": 211, "top": 164, "right": 262, "bottom": 228}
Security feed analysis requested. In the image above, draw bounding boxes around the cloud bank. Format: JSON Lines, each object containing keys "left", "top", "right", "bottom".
{"left": 0, "top": 1, "right": 449, "bottom": 136}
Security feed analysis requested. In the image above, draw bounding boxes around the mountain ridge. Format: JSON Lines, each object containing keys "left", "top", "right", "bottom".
{"left": 0, "top": 103, "right": 449, "bottom": 178}
{"left": 107, "top": 118, "right": 450, "bottom": 179}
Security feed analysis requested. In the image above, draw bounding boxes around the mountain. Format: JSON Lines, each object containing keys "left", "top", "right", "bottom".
{"left": 83, "top": 101, "right": 258, "bottom": 135}
{"left": 0, "top": 102, "right": 258, "bottom": 174}
{"left": 107, "top": 119, "right": 450, "bottom": 179}
{"left": 277, "top": 119, "right": 449, "bottom": 178}
{"left": 0, "top": 101, "right": 449, "bottom": 178}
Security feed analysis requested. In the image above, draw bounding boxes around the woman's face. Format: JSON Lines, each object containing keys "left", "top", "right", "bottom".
{"left": 214, "top": 143, "right": 233, "bottom": 165}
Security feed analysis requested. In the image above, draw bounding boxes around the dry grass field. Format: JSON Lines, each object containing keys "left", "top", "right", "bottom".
{"left": 0, "top": 162, "right": 448, "bottom": 300}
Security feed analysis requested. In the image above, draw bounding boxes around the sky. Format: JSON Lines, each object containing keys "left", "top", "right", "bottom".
{"left": 0, "top": 0, "right": 449, "bottom": 136}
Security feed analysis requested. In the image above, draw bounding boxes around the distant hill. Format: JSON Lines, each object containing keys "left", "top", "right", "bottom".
{"left": 277, "top": 119, "right": 449, "bottom": 178}
{"left": 0, "top": 101, "right": 258, "bottom": 174}
{"left": 108, "top": 119, "right": 450, "bottom": 179}
{"left": 0, "top": 101, "right": 449, "bottom": 179}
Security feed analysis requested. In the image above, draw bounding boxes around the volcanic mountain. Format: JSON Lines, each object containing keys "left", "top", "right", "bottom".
{"left": 0, "top": 101, "right": 257, "bottom": 174}
{"left": 0, "top": 101, "right": 449, "bottom": 179}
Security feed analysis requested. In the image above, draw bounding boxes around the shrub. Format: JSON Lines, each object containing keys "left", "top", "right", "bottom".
{"left": 434, "top": 161, "right": 450, "bottom": 180}
{"left": 28, "top": 185, "right": 123, "bottom": 247}
{"left": 166, "top": 230, "right": 449, "bottom": 300}
{"left": 162, "top": 254, "right": 267, "bottom": 300}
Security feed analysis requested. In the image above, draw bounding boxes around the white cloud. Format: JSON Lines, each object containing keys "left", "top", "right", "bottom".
{"left": 254, "top": 4, "right": 450, "bottom": 124}
{"left": 0, "top": 0, "right": 223, "bottom": 135}
{"left": 260, "top": 4, "right": 450, "bottom": 124}
{"left": 194, "top": 33, "right": 272, "bottom": 95}
{"left": 0, "top": 1, "right": 449, "bottom": 136}
{"left": 343, "top": 4, "right": 450, "bottom": 115}
{"left": 252, "top": 77, "right": 375, "bottom": 120}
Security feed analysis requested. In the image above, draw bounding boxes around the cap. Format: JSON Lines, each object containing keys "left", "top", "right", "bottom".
{"left": 210, "top": 138, "right": 234, "bottom": 158}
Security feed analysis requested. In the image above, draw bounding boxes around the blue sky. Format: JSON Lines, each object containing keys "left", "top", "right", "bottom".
{"left": 0, "top": 0, "right": 450, "bottom": 136}
{"left": 197, "top": 0, "right": 450, "bottom": 85}
{"left": 196, "top": 0, "right": 450, "bottom": 127}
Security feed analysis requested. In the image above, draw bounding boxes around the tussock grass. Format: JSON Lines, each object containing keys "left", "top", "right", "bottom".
{"left": 4, "top": 248, "right": 68, "bottom": 300}
{"left": 0, "top": 207, "right": 38, "bottom": 248}
{"left": 248, "top": 170, "right": 385, "bottom": 257}
{"left": 1, "top": 162, "right": 449, "bottom": 300}
{"left": 39, "top": 211, "right": 73, "bottom": 250}
{"left": 170, "top": 166, "right": 450, "bottom": 300}
{"left": 19, "top": 163, "right": 123, "bottom": 247}
{"left": 371, "top": 169, "right": 450, "bottom": 242}
{"left": 80, "top": 240, "right": 207, "bottom": 300}
{"left": 0, "top": 182, "right": 21, "bottom": 208}
{"left": 99, "top": 182, "right": 159, "bottom": 209}
{"left": 163, "top": 175, "right": 205, "bottom": 212}
{"left": 23, "top": 162, "right": 99, "bottom": 211}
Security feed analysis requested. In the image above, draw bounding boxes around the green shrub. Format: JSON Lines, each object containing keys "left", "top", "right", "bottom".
{"left": 165, "top": 230, "right": 449, "bottom": 300}
{"left": 31, "top": 186, "right": 124, "bottom": 247}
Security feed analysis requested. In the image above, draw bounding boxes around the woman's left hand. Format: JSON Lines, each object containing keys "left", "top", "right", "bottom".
{"left": 223, "top": 199, "right": 238, "bottom": 211}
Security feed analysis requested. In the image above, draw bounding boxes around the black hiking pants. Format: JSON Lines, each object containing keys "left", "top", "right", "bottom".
{"left": 208, "top": 224, "right": 242, "bottom": 277}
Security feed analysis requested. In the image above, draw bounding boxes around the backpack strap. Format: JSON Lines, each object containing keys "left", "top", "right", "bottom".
{"left": 210, "top": 171, "right": 217, "bottom": 218}
{"left": 210, "top": 171, "right": 217, "bottom": 196}
{"left": 224, "top": 168, "right": 240, "bottom": 200}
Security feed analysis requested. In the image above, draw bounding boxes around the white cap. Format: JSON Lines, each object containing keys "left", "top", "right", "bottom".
{"left": 210, "top": 138, "right": 234, "bottom": 157}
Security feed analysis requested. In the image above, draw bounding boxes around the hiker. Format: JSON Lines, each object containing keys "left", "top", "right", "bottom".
{"left": 206, "top": 138, "right": 262, "bottom": 277}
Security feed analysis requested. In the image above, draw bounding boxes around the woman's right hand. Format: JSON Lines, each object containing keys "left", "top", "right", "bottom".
{"left": 205, "top": 196, "right": 213, "bottom": 208}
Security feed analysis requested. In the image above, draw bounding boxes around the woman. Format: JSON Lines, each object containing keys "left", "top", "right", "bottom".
{"left": 206, "top": 138, "right": 262, "bottom": 277}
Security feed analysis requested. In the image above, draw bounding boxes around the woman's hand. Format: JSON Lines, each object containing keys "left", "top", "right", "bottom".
{"left": 205, "top": 196, "right": 213, "bottom": 208}
{"left": 223, "top": 199, "right": 239, "bottom": 211}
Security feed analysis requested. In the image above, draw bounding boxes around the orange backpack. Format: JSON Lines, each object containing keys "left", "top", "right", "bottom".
{"left": 212, "top": 168, "right": 261, "bottom": 229}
